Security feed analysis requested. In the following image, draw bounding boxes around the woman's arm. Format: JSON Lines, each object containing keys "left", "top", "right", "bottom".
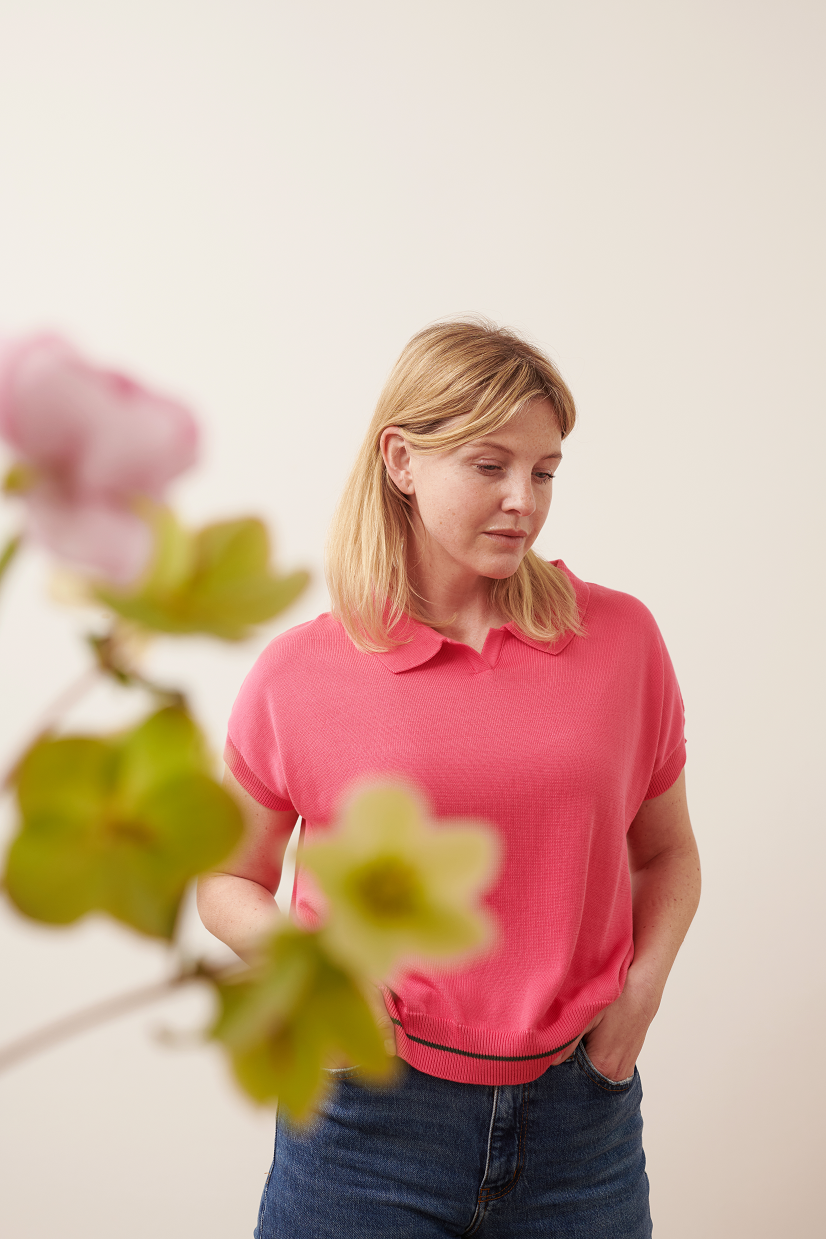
{"left": 581, "top": 769, "right": 701, "bottom": 1081}
{"left": 196, "top": 766, "right": 298, "bottom": 963}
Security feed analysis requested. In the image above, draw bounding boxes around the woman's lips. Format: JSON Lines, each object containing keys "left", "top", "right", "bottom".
{"left": 482, "top": 530, "right": 528, "bottom": 546}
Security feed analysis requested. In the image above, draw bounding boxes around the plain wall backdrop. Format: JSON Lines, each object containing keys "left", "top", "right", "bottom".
{"left": 0, "top": 2, "right": 824, "bottom": 1235}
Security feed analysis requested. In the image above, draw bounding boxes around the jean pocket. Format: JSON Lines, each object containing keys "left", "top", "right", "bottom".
{"left": 576, "top": 1042, "right": 636, "bottom": 1093}
{"left": 322, "top": 1065, "right": 362, "bottom": 1080}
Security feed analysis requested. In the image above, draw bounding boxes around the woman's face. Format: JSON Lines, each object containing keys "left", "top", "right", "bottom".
{"left": 382, "top": 397, "right": 563, "bottom": 587}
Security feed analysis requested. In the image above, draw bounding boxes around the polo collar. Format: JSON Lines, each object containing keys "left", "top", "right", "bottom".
{"left": 374, "top": 561, "right": 590, "bottom": 674}
{"left": 375, "top": 615, "right": 447, "bottom": 673}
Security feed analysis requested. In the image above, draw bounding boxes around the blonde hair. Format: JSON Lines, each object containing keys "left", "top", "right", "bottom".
{"left": 326, "top": 317, "right": 582, "bottom": 652}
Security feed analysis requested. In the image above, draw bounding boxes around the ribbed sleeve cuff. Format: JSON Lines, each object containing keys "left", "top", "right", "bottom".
{"left": 645, "top": 739, "right": 687, "bottom": 800}
{"left": 223, "top": 738, "right": 294, "bottom": 811}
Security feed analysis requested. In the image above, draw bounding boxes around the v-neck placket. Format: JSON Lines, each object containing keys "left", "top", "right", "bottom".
{"left": 439, "top": 624, "right": 506, "bottom": 674}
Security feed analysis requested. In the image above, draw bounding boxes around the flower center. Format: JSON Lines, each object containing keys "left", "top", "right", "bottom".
{"left": 349, "top": 857, "right": 423, "bottom": 919}
{"left": 104, "top": 816, "right": 155, "bottom": 845}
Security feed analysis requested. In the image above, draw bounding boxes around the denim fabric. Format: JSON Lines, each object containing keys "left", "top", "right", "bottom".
{"left": 253, "top": 1042, "right": 652, "bottom": 1238}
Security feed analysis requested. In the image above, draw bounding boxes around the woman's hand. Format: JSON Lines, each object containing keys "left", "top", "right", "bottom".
{"left": 580, "top": 969, "right": 659, "bottom": 1082}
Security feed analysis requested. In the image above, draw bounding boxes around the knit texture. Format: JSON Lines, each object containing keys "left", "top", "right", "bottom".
{"left": 225, "top": 562, "right": 686, "bottom": 1085}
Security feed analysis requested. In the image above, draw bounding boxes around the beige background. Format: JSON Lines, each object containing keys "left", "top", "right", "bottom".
{"left": 0, "top": 2, "right": 824, "bottom": 1235}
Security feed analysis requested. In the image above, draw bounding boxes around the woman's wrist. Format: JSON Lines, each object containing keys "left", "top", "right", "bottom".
{"left": 621, "top": 963, "right": 664, "bottom": 1021}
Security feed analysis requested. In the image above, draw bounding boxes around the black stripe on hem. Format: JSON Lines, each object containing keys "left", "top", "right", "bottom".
{"left": 389, "top": 1018, "right": 580, "bottom": 1062}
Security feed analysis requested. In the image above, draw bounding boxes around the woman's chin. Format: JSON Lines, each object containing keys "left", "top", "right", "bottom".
{"left": 480, "top": 562, "right": 523, "bottom": 581}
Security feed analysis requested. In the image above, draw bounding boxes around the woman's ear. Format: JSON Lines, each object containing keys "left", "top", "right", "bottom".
{"left": 380, "top": 427, "right": 414, "bottom": 494}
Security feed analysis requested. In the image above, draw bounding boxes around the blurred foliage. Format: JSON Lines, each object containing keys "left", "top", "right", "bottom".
{"left": 0, "top": 347, "right": 498, "bottom": 1120}
{"left": 95, "top": 507, "right": 310, "bottom": 640}
{"left": 4, "top": 708, "right": 243, "bottom": 939}
{"left": 212, "top": 924, "right": 393, "bottom": 1120}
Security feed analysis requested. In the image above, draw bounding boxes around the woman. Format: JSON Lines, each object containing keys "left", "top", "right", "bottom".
{"left": 197, "top": 319, "right": 701, "bottom": 1238}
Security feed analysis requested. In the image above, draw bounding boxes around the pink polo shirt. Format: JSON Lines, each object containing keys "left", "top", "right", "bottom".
{"left": 225, "top": 562, "right": 686, "bottom": 1085}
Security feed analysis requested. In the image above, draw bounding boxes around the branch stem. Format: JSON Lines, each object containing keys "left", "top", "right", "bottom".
{"left": 0, "top": 962, "right": 225, "bottom": 1075}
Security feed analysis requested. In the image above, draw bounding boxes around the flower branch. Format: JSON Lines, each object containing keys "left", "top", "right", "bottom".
{"left": 0, "top": 958, "right": 233, "bottom": 1075}
{"left": 0, "top": 328, "right": 500, "bottom": 1124}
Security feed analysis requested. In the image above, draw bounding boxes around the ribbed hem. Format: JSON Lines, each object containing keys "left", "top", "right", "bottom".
{"left": 383, "top": 995, "right": 603, "bottom": 1085}
{"left": 645, "top": 739, "right": 686, "bottom": 800}
{"left": 223, "top": 738, "right": 294, "bottom": 811}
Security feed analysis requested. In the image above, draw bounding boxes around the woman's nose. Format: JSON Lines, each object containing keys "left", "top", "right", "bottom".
{"left": 502, "top": 472, "right": 537, "bottom": 516}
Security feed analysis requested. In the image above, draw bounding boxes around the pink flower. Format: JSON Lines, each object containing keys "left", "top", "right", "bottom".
{"left": 0, "top": 334, "right": 199, "bottom": 584}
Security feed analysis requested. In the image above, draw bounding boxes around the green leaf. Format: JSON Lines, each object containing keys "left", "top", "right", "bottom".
{"left": 137, "top": 773, "right": 246, "bottom": 881}
{"left": 95, "top": 510, "right": 309, "bottom": 640}
{"left": 4, "top": 814, "right": 110, "bottom": 925}
{"left": 3, "top": 709, "right": 244, "bottom": 940}
{"left": 91, "top": 845, "right": 184, "bottom": 939}
{"left": 194, "top": 519, "right": 270, "bottom": 584}
{"left": 304, "top": 963, "right": 389, "bottom": 1077}
{"left": 228, "top": 1024, "right": 322, "bottom": 1115}
{"left": 211, "top": 928, "right": 393, "bottom": 1120}
{"left": 138, "top": 503, "right": 196, "bottom": 596}
{"left": 213, "top": 929, "right": 318, "bottom": 1049}
{"left": 116, "top": 707, "right": 209, "bottom": 805}
{"left": 15, "top": 736, "right": 118, "bottom": 818}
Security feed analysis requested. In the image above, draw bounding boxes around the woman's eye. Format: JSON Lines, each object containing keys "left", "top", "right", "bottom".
{"left": 474, "top": 464, "right": 556, "bottom": 482}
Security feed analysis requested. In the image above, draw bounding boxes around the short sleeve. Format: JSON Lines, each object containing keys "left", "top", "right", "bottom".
{"left": 644, "top": 628, "right": 686, "bottom": 800}
{"left": 224, "top": 644, "right": 295, "bottom": 812}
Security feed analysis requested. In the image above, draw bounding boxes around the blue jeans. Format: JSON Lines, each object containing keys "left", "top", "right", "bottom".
{"left": 254, "top": 1042, "right": 652, "bottom": 1237}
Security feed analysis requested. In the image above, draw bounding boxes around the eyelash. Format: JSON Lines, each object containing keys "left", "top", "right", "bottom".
{"left": 475, "top": 465, "right": 556, "bottom": 484}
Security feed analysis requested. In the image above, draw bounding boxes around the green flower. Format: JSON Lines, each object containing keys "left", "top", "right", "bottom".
{"left": 302, "top": 783, "right": 498, "bottom": 978}
{"left": 211, "top": 924, "right": 392, "bottom": 1120}
{"left": 4, "top": 707, "right": 243, "bottom": 939}
{"left": 96, "top": 505, "right": 309, "bottom": 641}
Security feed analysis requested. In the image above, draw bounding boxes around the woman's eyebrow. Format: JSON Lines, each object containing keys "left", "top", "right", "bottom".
{"left": 470, "top": 438, "right": 563, "bottom": 461}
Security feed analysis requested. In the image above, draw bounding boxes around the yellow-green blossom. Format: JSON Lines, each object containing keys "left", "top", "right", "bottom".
{"left": 302, "top": 783, "right": 499, "bottom": 979}
{"left": 211, "top": 922, "right": 394, "bottom": 1121}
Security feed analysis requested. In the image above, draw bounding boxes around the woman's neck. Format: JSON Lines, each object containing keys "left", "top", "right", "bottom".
{"left": 430, "top": 607, "right": 504, "bottom": 654}
{"left": 413, "top": 570, "right": 504, "bottom": 654}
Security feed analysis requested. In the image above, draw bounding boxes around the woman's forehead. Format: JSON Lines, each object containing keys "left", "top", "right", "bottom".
{"left": 430, "top": 396, "right": 559, "bottom": 439}
{"left": 456, "top": 400, "right": 562, "bottom": 449}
